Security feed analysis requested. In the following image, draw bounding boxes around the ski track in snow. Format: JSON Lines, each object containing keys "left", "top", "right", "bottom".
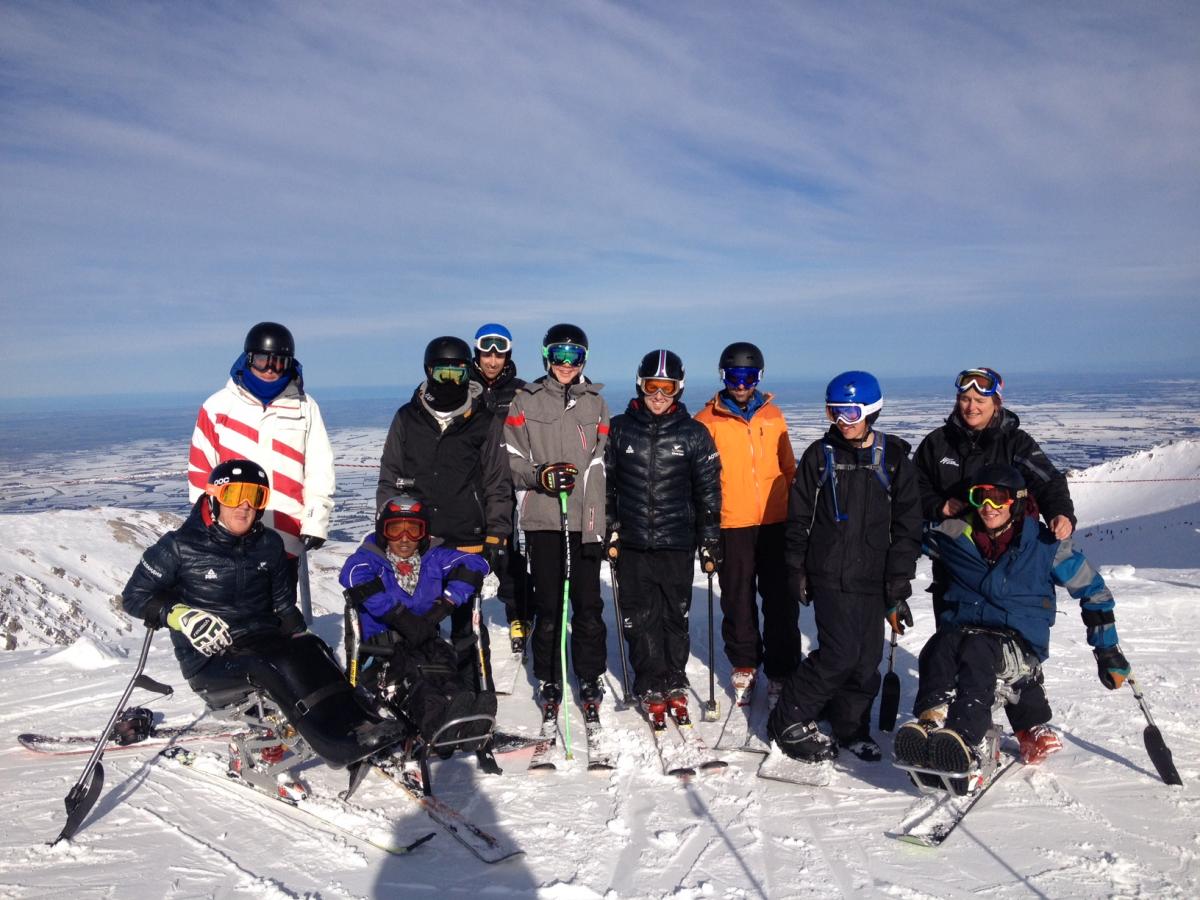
{"left": 1, "top": 434, "right": 1199, "bottom": 896}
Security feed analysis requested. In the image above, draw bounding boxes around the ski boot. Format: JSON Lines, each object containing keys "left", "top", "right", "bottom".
{"left": 113, "top": 706, "right": 153, "bottom": 746}
{"left": 839, "top": 731, "right": 882, "bottom": 762}
{"left": 730, "top": 667, "right": 757, "bottom": 706}
{"left": 538, "top": 680, "right": 563, "bottom": 723}
{"left": 1016, "top": 724, "right": 1063, "bottom": 765}
{"left": 666, "top": 690, "right": 691, "bottom": 727}
{"left": 508, "top": 620, "right": 528, "bottom": 656}
{"left": 640, "top": 691, "right": 668, "bottom": 731}
{"left": 771, "top": 720, "right": 837, "bottom": 763}
{"left": 580, "top": 677, "right": 604, "bottom": 724}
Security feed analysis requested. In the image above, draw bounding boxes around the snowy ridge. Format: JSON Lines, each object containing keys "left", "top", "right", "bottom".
{"left": 0, "top": 442, "right": 1197, "bottom": 895}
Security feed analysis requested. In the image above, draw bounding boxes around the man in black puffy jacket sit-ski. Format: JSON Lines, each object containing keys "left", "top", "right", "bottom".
{"left": 122, "top": 459, "right": 406, "bottom": 768}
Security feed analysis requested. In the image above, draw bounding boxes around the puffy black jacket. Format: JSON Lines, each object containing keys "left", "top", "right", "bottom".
{"left": 913, "top": 408, "right": 1075, "bottom": 526}
{"left": 604, "top": 399, "right": 722, "bottom": 551}
{"left": 470, "top": 359, "right": 526, "bottom": 417}
{"left": 121, "top": 499, "right": 300, "bottom": 678}
{"left": 785, "top": 427, "right": 923, "bottom": 594}
{"left": 376, "top": 384, "right": 512, "bottom": 545}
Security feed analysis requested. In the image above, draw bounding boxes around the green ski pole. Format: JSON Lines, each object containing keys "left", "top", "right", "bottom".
{"left": 559, "top": 490, "right": 573, "bottom": 760}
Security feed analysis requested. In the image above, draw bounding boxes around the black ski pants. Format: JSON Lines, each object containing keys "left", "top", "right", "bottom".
{"left": 916, "top": 629, "right": 1052, "bottom": 737}
{"left": 500, "top": 533, "right": 530, "bottom": 627}
{"left": 772, "top": 586, "right": 883, "bottom": 742}
{"left": 716, "top": 523, "right": 800, "bottom": 679}
{"left": 525, "top": 529, "right": 607, "bottom": 685}
{"left": 614, "top": 547, "right": 694, "bottom": 697}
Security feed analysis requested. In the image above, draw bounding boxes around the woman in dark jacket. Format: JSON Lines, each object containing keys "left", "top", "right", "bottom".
{"left": 122, "top": 459, "right": 404, "bottom": 768}
{"left": 604, "top": 350, "right": 722, "bottom": 721}
{"left": 913, "top": 367, "right": 1077, "bottom": 756}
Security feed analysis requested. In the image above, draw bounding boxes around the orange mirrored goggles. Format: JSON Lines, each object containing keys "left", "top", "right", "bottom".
{"left": 638, "top": 377, "right": 683, "bottom": 398}
{"left": 208, "top": 481, "right": 271, "bottom": 510}
{"left": 382, "top": 518, "right": 427, "bottom": 541}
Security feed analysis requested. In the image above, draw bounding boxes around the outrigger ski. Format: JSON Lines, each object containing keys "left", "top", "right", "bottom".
{"left": 20, "top": 722, "right": 235, "bottom": 756}
{"left": 157, "top": 746, "right": 436, "bottom": 856}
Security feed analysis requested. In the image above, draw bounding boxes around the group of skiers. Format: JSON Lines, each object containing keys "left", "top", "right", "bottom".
{"left": 121, "top": 320, "right": 1128, "bottom": 787}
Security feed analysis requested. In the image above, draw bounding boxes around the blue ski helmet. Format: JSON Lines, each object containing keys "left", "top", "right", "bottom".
{"left": 826, "top": 371, "right": 883, "bottom": 423}
{"left": 474, "top": 323, "right": 513, "bottom": 358}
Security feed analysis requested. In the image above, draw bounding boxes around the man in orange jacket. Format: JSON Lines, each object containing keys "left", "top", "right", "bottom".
{"left": 695, "top": 342, "right": 799, "bottom": 704}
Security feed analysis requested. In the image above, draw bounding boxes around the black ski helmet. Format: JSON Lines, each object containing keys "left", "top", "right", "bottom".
{"left": 423, "top": 336, "right": 472, "bottom": 373}
{"left": 636, "top": 349, "right": 685, "bottom": 397}
{"left": 969, "top": 463, "right": 1028, "bottom": 522}
{"left": 376, "top": 492, "right": 431, "bottom": 551}
{"left": 244, "top": 322, "right": 295, "bottom": 357}
{"left": 205, "top": 458, "right": 271, "bottom": 522}
{"left": 541, "top": 323, "right": 588, "bottom": 371}
{"left": 718, "top": 341, "right": 764, "bottom": 372}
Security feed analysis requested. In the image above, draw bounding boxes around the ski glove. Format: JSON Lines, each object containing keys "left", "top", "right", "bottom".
{"left": 605, "top": 529, "right": 620, "bottom": 561}
{"left": 482, "top": 536, "right": 507, "bottom": 573}
{"left": 1094, "top": 645, "right": 1131, "bottom": 690}
{"left": 789, "top": 569, "right": 810, "bottom": 607}
{"left": 535, "top": 462, "right": 578, "bottom": 495}
{"left": 167, "top": 604, "right": 233, "bottom": 656}
{"left": 382, "top": 605, "right": 439, "bottom": 648}
{"left": 886, "top": 598, "right": 914, "bottom": 636}
{"left": 301, "top": 534, "right": 325, "bottom": 552}
{"left": 699, "top": 542, "right": 721, "bottom": 574}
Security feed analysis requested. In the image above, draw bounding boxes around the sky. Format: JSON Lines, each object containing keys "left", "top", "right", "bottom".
{"left": 1, "top": 1, "right": 1198, "bottom": 399}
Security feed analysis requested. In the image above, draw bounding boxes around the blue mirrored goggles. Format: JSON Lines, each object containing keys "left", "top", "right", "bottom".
{"left": 721, "top": 367, "right": 761, "bottom": 389}
{"left": 545, "top": 343, "right": 587, "bottom": 367}
{"left": 475, "top": 334, "right": 511, "bottom": 354}
{"left": 826, "top": 403, "right": 867, "bottom": 425}
{"left": 955, "top": 368, "right": 1003, "bottom": 397}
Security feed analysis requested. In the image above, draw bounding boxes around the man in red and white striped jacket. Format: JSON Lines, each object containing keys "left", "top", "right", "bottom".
{"left": 187, "top": 322, "right": 335, "bottom": 573}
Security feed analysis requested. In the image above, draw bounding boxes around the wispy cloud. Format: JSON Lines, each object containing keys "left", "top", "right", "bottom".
{"left": 1, "top": 1, "right": 1197, "bottom": 395}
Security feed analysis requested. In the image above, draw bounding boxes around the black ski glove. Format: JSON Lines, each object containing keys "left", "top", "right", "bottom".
{"left": 535, "top": 462, "right": 578, "bottom": 494}
{"left": 482, "top": 536, "right": 507, "bottom": 573}
{"left": 1094, "top": 645, "right": 1130, "bottom": 690}
{"left": 381, "top": 606, "right": 439, "bottom": 648}
{"left": 699, "top": 541, "right": 721, "bottom": 574}
{"left": 605, "top": 529, "right": 620, "bottom": 561}
{"left": 789, "top": 569, "right": 810, "bottom": 607}
{"left": 301, "top": 534, "right": 325, "bottom": 551}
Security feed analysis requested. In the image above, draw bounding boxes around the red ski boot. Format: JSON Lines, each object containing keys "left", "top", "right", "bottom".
{"left": 667, "top": 690, "right": 692, "bottom": 727}
{"left": 641, "top": 692, "right": 668, "bottom": 731}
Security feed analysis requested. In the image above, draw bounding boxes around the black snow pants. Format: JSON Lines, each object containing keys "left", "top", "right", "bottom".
{"left": 614, "top": 547, "right": 694, "bottom": 696}
{"left": 525, "top": 529, "right": 607, "bottom": 685}
{"left": 771, "top": 586, "right": 884, "bottom": 743}
{"left": 915, "top": 628, "right": 1052, "bottom": 740}
{"left": 716, "top": 523, "right": 800, "bottom": 680}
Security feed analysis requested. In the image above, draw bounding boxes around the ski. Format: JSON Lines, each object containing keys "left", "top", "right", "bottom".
{"left": 20, "top": 723, "right": 235, "bottom": 756}
{"left": 371, "top": 758, "right": 524, "bottom": 863}
{"left": 645, "top": 711, "right": 696, "bottom": 778}
{"left": 755, "top": 743, "right": 834, "bottom": 787}
{"left": 888, "top": 755, "right": 1020, "bottom": 846}
{"left": 667, "top": 712, "right": 727, "bottom": 774}
{"left": 714, "top": 676, "right": 756, "bottom": 751}
{"left": 487, "top": 622, "right": 526, "bottom": 696}
{"left": 157, "top": 746, "right": 436, "bottom": 856}
{"left": 526, "top": 707, "right": 564, "bottom": 772}
{"left": 583, "top": 703, "right": 617, "bottom": 772}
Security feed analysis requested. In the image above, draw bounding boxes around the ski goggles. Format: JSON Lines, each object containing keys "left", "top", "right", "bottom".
{"left": 637, "top": 377, "right": 683, "bottom": 398}
{"left": 967, "top": 484, "right": 1027, "bottom": 510}
{"left": 955, "top": 368, "right": 1003, "bottom": 397}
{"left": 207, "top": 481, "right": 271, "bottom": 510}
{"left": 826, "top": 403, "right": 868, "bottom": 425}
{"left": 381, "top": 517, "right": 427, "bottom": 541}
{"left": 247, "top": 352, "right": 292, "bottom": 373}
{"left": 430, "top": 363, "right": 469, "bottom": 385}
{"left": 721, "top": 366, "right": 761, "bottom": 390}
{"left": 545, "top": 343, "right": 587, "bottom": 367}
{"left": 475, "top": 334, "right": 512, "bottom": 354}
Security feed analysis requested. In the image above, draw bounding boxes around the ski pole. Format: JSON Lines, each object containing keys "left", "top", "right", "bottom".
{"left": 52, "top": 626, "right": 156, "bottom": 845}
{"left": 297, "top": 545, "right": 314, "bottom": 626}
{"left": 558, "top": 491, "right": 573, "bottom": 760}
{"left": 472, "top": 588, "right": 491, "bottom": 692}
{"left": 703, "top": 572, "right": 720, "bottom": 722}
{"left": 346, "top": 605, "right": 362, "bottom": 687}
{"left": 1127, "top": 674, "right": 1182, "bottom": 786}
{"left": 878, "top": 629, "right": 900, "bottom": 731}
{"left": 607, "top": 559, "right": 633, "bottom": 708}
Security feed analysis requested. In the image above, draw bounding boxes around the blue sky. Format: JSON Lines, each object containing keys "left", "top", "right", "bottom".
{"left": 2, "top": 2, "right": 1197, "bottom": 399}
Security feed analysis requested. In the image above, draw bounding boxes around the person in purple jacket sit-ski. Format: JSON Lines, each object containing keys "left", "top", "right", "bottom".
{"left": 339, "top": 493, "right": 495, "bottom": 752}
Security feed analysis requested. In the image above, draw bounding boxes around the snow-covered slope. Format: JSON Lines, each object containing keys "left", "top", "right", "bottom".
{"left": 0, "top": 443, "right": 1197, "bottom": 897}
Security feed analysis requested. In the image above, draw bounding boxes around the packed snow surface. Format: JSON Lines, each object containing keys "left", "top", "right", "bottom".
{"left": 1, "top": 440, "right": 1198, "bottom": 897}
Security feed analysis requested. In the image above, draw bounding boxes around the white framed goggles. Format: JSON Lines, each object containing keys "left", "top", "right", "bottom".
{"left": 955, "top": 368, "right": 1003, "bottom": 397}
{"left": 475, "top": 334, "right": 511, "bottom": 354}
{"left": 826, "top": 403, "right": 868, "bottom": 425}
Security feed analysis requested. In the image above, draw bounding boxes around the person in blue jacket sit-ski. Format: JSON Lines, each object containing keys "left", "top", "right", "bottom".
{"left": 895, "top": 463, "right": 1129, "bottom": 775}
{"left": 339, "top": 493, "right": 496, "bottom": 753}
